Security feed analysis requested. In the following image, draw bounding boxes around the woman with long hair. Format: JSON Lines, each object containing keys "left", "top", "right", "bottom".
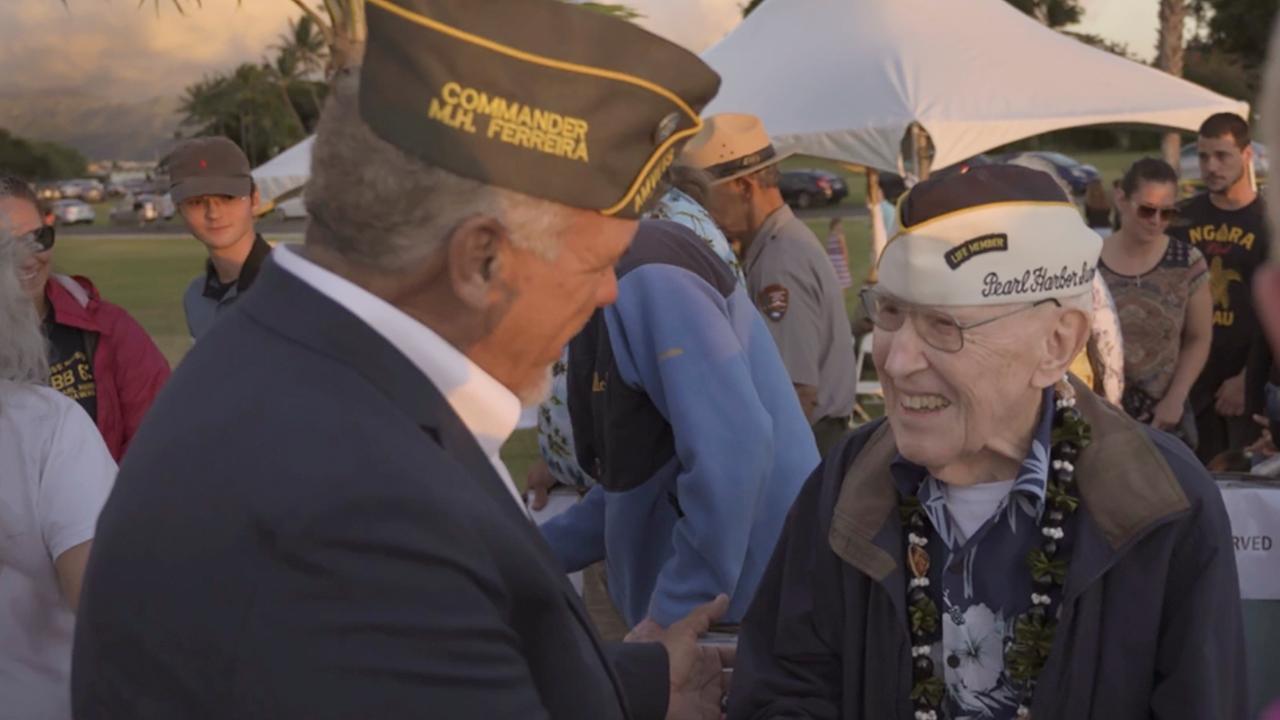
{"left": 0, "top": 228, "right": 116, "bottom": 719}
{"left": 1099, "top": 158, "right": 1212, "bottom": 446}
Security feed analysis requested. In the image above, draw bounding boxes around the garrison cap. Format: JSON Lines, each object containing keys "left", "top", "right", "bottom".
{"left": 161, "top": 137, "right": 253, "bottom": 204}
{"left": 359, "top": 0, "right": 722, "bottom": 220}
{"left": 878, "top": 164, "right": 1101, "bottom": 306}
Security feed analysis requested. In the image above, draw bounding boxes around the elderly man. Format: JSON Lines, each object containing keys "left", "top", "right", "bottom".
{"left": 540, "top": 218, "right": 818, "bottom": 633}
{"left": 728, "top": 165, "right": 1245, "bottom": 720}
{"left": 680, "top": 114, "right": 857, "bottom": 454}
{"left": 72, "top": 2, "right": 732, "bottom": 719}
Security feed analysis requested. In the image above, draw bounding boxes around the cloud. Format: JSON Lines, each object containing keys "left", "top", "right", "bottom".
{"left": 0, "top": 1, "right": 299, "bottom": 102}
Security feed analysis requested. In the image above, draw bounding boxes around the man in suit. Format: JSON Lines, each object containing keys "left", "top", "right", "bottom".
{"left": 70, "top": 1, "right": 727, "bottom": 718}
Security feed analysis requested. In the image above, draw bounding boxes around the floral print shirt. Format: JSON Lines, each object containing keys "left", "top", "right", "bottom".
{"left": 891, "top": 388, "right": 1059, "bottom": 720}
{"left": 536, "top": 188, "right": 744, "bottom": 487}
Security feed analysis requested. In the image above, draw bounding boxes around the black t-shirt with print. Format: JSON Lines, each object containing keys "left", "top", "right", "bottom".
{"left": 43, "top": 312, "right": 98, "bottom": 422}
{"left": 1169, "top": 193, "right": 1269, "bottom": 408}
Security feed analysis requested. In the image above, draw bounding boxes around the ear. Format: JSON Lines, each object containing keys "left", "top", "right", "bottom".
{"left": 446, "top": 215, "right": 510, "bottom": 310}
{"left": 1030, "top": 306, "right": 1091, "bottom": 388}
{"left": 1112, "top": 186, "right": 1126, "bottom": 207}
{"left": 251, "top": 188, "right": 262, "bottom": 211}
{"left": 1243, "top": 143, "right": 1255, "bottom": 165}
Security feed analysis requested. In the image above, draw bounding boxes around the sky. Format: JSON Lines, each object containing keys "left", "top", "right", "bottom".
{"left": 0, "top": 0, "right": 1161, "bottom": 103}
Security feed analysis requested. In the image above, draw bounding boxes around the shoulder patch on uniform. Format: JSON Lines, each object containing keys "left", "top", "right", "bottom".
{"left": 758, "top": 284, "right": 789, "bottom": 321}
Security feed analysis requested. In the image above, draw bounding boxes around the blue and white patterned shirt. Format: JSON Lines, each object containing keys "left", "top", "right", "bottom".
{"left": 891, "top": 388, "right": 1058, "bottom": 720}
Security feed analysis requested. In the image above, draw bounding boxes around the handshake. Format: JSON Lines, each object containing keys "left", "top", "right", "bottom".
{"left": 625, "top": 595, "right": 737, "bottom": 720}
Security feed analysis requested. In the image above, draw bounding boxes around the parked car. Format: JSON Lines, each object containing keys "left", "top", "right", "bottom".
{"left": 1179, "top": 141, "right": 1269, "bottom": 188}
{"left": 780, "top": 169, "right": 849, "bottom": 209}
{"left": 78, "top": 180, "right": 105, "bottom": 203}
{"left": 50, "top": 199, "right": 96, "bottom": 226}
{"left": 996, "top": 151, "right": 1099, "bottom": 196}
{"left": 110, "top": 193, "right": 165, "bottom": 225}
{"left": 35, "top": 183, "right": 62, "bottom": 202}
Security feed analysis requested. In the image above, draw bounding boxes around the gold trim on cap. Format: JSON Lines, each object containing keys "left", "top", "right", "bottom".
{"left": 366, "top": 0, "right": 704, "bottom": 216}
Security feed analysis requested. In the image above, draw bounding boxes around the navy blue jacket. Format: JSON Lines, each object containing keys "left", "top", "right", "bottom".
{"left": 728, "top": 381, "right": 1247, "bottom": 720}
{"left": 72, "top": 258, "right": 668, "bottom": 720}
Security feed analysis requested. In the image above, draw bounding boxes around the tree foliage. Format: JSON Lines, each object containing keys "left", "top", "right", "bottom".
{"left": 1004, "top": 0, "right": 1084, "bottom": 28}
{"left": 178, "top": 50, "right": 328, "bottom": 166}
{"left": 0, "top": 129, "right": 87, "bottom": 180}
{"left": 1191, "top": 0, "right": 1278, "bottom": 69}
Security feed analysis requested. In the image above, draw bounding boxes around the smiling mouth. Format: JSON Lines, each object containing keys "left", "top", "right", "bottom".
{"left": 19, "top": 269, "right": 37, "bottom": 282}
{"left": 899, "top": 393, "right": 952, "bottom": 412}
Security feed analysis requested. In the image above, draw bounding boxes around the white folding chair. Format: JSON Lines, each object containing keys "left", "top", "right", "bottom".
{"left": 853, "top": 333, "right": 883, "bottom": 421}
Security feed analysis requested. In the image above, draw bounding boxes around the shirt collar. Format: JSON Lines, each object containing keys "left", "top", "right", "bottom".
{"left": 891, "top": 386, "right": 1055, "bottom": 515}
{"left": 744, "top": 204, "right": 796, "bottom": 270}
{"left": 203, "top": 233, "right": 272, "bottom": 300}
{"left": 271, "top": 245, "right": 521, "bottom": 464}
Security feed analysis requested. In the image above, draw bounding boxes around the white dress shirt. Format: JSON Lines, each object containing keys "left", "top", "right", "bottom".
{"left": 273, "top": 245, "right": 528, "bottom": 517}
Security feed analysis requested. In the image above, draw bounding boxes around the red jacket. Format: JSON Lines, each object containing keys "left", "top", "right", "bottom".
{"left": 45, "top": 275, "right": 171, "bottom": 461}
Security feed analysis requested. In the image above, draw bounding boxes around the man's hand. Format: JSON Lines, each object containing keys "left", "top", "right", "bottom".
{"left": 1246, "top": 414, "right": 1276, "bottom": 458}
{"left": 1151, "top": 394, "right": 1185, "bottom": 431}
{"left": 1215, "top": 372, "right": 1247, "bottom": 417}
{"left": 625, "top": 617, "right": 664, "bottom": 644}
{"left": 525, "top": 459, "right": 555, "bottom": 511}
{"left": 626, "top": 595, "right": 736, "bottom": 720}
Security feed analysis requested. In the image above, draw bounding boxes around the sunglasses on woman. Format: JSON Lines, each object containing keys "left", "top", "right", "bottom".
{"left": 1135, "top": 204, "right": 1178, "bottom": 222}
{"left": 18, "top": 225, "right": 55, "bottom": 252}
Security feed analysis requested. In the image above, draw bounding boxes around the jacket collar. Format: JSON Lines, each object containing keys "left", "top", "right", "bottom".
{"left": 202, "top": 233, "right": 271, "bottom": 299}
{"left": 238, "top": 259, "right": 631, "bottom": 706}
{"left": 743, "top": 204, "right": 796, "bottom": 273}
{"left": 44, "top": 274, "right": 102, "bottom": 332}
{"left": 828, "top": 377, "right": 1191, "bottom": 596}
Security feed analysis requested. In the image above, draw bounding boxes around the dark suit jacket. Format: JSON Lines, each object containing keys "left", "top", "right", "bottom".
{"left": 71, "top": 258, "right": 668, "bottom": 719}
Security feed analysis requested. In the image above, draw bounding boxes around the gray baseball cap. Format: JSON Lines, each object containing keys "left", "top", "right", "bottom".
{"left": 161, "top": 137, "right": 253, "bottom": 203}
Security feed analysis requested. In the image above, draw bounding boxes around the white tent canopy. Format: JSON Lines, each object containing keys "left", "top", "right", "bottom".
{"left": 701, "top": 0, "right": 1250, "bottom": 174}
{"left": 252, "top": 136, "right": 313, "bottom": 205}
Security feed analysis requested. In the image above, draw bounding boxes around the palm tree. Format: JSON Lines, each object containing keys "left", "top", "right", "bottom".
{"left": 274, "top": 15, "right": 329, "bottom": 81}
{"left": 1157, "top": 0, "right": 1188, "bottom": 170}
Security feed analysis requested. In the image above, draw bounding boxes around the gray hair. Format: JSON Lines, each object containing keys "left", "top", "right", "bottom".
{"left": 0, "top": 173, "right": 40, "bottom": 212}
{"left": 305, "top": 77, "right": 575, "bottom": 270}
{"left": 0, "top": 231, "right": 48, "bottom": 385}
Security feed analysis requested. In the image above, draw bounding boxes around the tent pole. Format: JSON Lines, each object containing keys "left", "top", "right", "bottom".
{"left": 866, "top": 168, "right": 886, "bottom": 284}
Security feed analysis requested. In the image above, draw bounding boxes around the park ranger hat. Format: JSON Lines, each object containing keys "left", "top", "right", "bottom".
{"left": 878, "top": 164, "right": 1101, "bottom": 307}
{"left": 677, "top": 113, "right": 787, "bottom": 185}
{"left": 359, "top": 0, "right": 721, "bottom": 220}
{"left": 161, "top": 137, "right": 253, "bottom": 204}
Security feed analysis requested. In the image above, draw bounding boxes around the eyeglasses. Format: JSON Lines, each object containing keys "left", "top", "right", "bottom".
{"left": 1135, "top": 203, "right": 1178, "bottom": 222}
{"left": 17, "top": 225, "right": 55, "bottom": 252}
{"left": 860, "top": 287, "right": 1060, "bottom": 353}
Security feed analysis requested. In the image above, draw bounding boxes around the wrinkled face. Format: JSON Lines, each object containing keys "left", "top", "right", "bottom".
{"left": 472, "top": 210, "right": 636, "bottom": 405}
{"left": 872, "top": 296, "right": 1051, "bottom": 471}
{"left": 0, "top": 196, "right": 50, "bottom": 301}
{"left": 704, "top": 178, "right": 753, "bottom": 241}
{"left": 179, "top": 191, "right": 257, "bottom": 251}
{"left": 1198, "top": 134, "right": 1251, "bottom": 195}
{"left": 1118, "top": 179, "right": 1178, "bottom": 243}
